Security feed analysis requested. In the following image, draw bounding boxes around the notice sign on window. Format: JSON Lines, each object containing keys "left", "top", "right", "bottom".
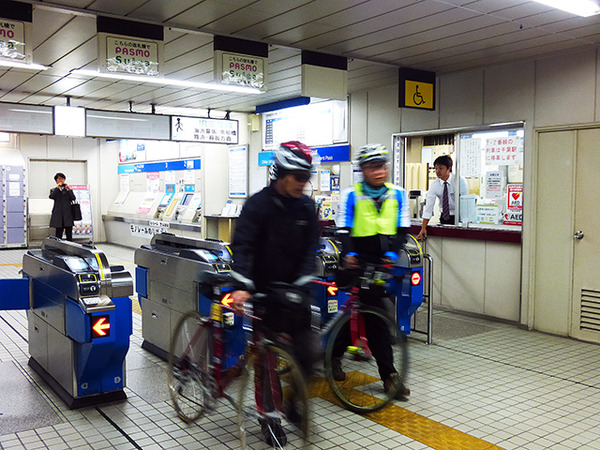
{"left": 504, "top": 183, "right": 523, "bottom": 226}
{"left": 485, "top": 137, "right": 523, "bottom": 165}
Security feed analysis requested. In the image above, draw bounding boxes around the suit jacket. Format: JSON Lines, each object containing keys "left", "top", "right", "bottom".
{"left": 49, "top": 187, "right": 76, "bottom": 228}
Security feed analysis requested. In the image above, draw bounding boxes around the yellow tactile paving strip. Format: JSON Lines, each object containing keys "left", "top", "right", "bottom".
{"left": 309, "top": 375, "right": 503, "bottom": 450}
{"left": 0, "top": 263, "right": 22, "bottom": 267}
{"left": 131, "top": 297, "right": 142, "bottom": 315}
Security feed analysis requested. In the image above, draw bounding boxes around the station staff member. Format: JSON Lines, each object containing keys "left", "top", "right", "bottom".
{"left": 416, "top": 155, "right": 469, "bottom": 239}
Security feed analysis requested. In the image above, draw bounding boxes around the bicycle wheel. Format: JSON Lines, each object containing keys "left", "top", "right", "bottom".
{"left": 237, "top": 343, "right": 309, "bottom": 449}
{"left": 168, "top": 311, "right": 214, "bottom": 423}
{"left": 324, "top": 308, "right": 408, "bottom": 413}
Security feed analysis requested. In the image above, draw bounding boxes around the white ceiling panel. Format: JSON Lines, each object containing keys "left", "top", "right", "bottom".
{"left": 0, "top": 1, "right": 597, "bottom": 114}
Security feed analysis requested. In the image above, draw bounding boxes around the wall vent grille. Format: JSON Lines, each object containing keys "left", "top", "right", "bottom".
{"left": 580, "top": 289, "right": 600, "bottom": 332}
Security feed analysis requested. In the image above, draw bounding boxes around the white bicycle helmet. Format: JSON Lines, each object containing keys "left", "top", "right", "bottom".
{"left": 270, "top": 141, "right": 313, "bottom": 180}
{"left": 357, "top": 144, "right": 389, "bottom": 167}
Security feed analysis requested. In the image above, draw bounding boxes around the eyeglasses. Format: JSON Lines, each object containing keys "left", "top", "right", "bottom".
{"left": 292, "top": 171, "right": 311, "bottom": 183}
{"left": 362, "top": 162, "right": 389, "bottom": 171}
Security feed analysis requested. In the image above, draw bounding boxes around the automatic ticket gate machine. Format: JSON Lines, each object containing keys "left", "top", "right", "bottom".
{"left": 134, "top": 233, "right": 240, "bottom": 361}
{"left": 389, "top": 236, "right": 425, "bottom": 333}
{"left": 312, "top": 232, "right": 424, "bottom": 335}
{"left": 23, "top": 238, "right": 133, "bottom": 408}
{"left": 313, "top": 237, "right": 342, "bottom": 326}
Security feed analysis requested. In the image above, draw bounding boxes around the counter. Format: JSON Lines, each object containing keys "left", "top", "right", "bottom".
{"left": 411, "top": 221, "right": 522, "bottom": 323}
{"left": 409, "top": 222, "right": 521, "bottom": 244}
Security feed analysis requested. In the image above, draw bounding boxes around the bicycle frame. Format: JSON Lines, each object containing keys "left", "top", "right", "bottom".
{"left": 313, "top": 280, "right": 371, "bottom": 352}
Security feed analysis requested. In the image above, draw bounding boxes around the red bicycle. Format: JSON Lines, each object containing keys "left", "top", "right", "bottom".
{"left": 167, "top": 272, "right": 309, "bottom": 448}
{"left": 315, "top": 263, "right": 408, "bottom": 413}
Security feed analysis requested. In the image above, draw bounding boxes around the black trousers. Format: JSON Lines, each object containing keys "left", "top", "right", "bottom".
{"left": 55, "top": 226, "right": 73, "bottom": 241}
{"left": 440, "top": 214, "right": 455, "bottom": 225}
{"left": 332, "top": 285, "right": 396, "bottom": 381}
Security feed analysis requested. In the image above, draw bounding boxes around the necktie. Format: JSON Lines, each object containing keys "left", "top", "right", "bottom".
{"left": 441, "top": 181, "right": 450, "bottom": 221}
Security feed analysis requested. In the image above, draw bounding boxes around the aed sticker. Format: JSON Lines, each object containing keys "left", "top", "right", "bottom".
{"left": 328, "top": 299, "right": 338, "bottom": 314}
{"left": 404, "top": 80, "right": 434, "bottom": 109}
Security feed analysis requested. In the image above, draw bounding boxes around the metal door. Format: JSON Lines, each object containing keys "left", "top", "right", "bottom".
{"left": 570, "top": 129, "right": 600, "bottom": 342}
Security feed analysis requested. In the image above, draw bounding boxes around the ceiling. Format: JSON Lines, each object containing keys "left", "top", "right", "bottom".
{"left": 1, "top": 0, "right": 599, "bottom": 115}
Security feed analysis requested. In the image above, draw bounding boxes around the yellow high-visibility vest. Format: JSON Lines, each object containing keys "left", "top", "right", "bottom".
{"left": 352, "top": 182, "right": 398, "bottom": 237}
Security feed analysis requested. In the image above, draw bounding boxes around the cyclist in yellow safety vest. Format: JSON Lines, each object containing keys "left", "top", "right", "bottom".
{"left": 335, "top": 143, "right": 411, "bottom": 400}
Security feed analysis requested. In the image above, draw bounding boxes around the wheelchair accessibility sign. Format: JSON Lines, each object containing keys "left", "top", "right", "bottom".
{"left": 404, "top": 80, "right": 434, "bottom": 109}
{"left": 399, "top": 68, "right": 436, "bottom": 110}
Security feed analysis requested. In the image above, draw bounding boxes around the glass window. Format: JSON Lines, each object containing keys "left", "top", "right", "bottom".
{"left": 457, "top": 128, "right": 524, "bottom": 229}
{"left": 398, "top": 125, "right": 524, "bottom": 230}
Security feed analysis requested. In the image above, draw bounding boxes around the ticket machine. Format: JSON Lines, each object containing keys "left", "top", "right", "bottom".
{"left": 177, "top": 192, "right": 203, "bottom": 224}
{"left": 23, "top": 238, "right": 133, "bottom": 408}
{"left": 154, "top": 193, "right": 174, "bottom": 219}
{"left": 162, "top": 192, "right": 184, "bottom": 221}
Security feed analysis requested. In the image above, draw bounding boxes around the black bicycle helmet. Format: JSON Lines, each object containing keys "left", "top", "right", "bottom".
{"left": 357, "top": 144, "right": 389, "bottom": 167}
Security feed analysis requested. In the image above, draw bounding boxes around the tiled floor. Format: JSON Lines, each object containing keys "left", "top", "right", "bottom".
{"left": 1, "top": 244, "right": 600, "bottom": 449}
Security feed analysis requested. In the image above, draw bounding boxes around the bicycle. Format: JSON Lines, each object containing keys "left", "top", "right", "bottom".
{"left": 167, "top": 271, "right": 310, "bottom": 449}
{"left": 314, "top": 262, "right": 408, "bottom": 414}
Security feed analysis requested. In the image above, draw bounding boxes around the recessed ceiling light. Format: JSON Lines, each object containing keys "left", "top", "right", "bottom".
{"left": 70, "top": 69, "right": 264, "bottom": 95}
{"left": 0, "top": 61, "right": 49, "bottom": 71}
{"left": 532, "top": 0, "right": 600, "bottom": 17}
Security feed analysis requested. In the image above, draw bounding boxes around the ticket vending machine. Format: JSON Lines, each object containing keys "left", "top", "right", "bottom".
{"left": 178, "top": 192, "right": 203, "bottom": 224}
{"left": 23, "top": 238, "right": 133, "bottom": 408}
{"left": 154, "top": 193, "right": 174, "bottom": 220}
{"left": 162, "top": 192, "right": 184, "bottom": 221}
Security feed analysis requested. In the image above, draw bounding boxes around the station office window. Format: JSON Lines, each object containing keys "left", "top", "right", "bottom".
{"left": 401, "top": 125, "right": 524, "bottom": 230}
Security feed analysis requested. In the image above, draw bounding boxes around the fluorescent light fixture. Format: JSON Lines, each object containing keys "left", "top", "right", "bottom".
{"left": 0, "top": 132, "right": 10, "bottom": 142}
{"left": 0, "top": 60, "right": 49, "bottom": 71}
{"left": 533, "top": 0, "right": 600, "bottom": 17}
{"left": 54, "top": 106, "right": 85, "bottom": 137}
{"left": 87, "top": 114, "right": 149, "bottom": 122}
{"left": 70, "top": 69, "right": 264, "bottom": 95}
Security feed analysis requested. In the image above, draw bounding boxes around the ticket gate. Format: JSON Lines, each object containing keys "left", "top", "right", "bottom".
{"left": 312, "top": 237, "right": 342, "bottom": 326}
{"left": 134, "top": 233, "right": 243, "bottom": 364}
{"left": 391, "top": 242, "right": 424, "bottom": 333}
{"left": 312, "top": 233, "right": 424, "bottom": 335}
{"left": 23, "top": 237, "right": 133, "bottom": 408}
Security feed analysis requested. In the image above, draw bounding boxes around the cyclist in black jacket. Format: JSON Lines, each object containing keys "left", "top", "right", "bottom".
{"left": 230, "top": 141, "right": 319, "bottom": 446}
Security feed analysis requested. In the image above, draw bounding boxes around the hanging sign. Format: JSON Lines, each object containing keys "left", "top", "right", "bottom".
{"left": 171, "top": 116, "right": 239, "bottom": 144}
{"left": 0, "top": 19, "right": 25, "bottom": 61}
{"left": 105, "top": 36, "right": 159, "bottom": 75}
{"left": 213, "top": 36, "right": 268, "bottom": 90}
{"left": 218, "top": 52, "right": 265, "bottom": 89}
{"left": 399, "top": 68, "right": 436, "bottom": 110}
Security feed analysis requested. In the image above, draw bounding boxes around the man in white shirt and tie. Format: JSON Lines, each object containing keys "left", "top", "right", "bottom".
{"left": 416, "top": 155, "right": 469, "bottom": 239}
